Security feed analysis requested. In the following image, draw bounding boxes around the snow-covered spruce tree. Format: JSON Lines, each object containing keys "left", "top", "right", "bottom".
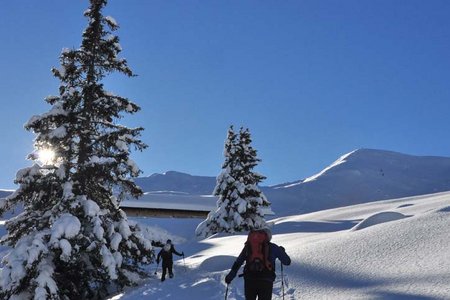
{"left": 196, "top": 126, "right": 270, "bottom": 238}
{"left": 195, "top": 126, "right": 238, "bottom": 237}
{"left": 236, "top": 127, "right": 271, "bottom": 218}
{"left": 0, "top": 1, "right": 153, "bottom": 299}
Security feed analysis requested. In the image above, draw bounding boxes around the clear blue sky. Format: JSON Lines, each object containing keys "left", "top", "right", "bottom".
{"left": 1, "top": 0, "right": 449, "bottom": 189}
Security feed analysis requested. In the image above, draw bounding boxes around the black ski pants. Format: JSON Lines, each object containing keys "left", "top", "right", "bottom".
{"left": 161, "top": 261, "right": 173, "bottom": 281}
{"left": 244, "top": 278, "right": 273, "bottom": 300}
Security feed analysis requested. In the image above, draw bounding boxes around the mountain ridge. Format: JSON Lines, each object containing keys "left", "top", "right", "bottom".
{"left": 3, "top": 149, "right": 450, "bottom": 217}
{"left": 131, "top": 148, "right": 450, "bottom": 216}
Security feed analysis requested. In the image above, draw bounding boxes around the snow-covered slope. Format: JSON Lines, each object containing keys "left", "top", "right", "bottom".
{"left": 265, "top": 149, "right": 450, "bottom": 215}
{"left": 109, "top": 191, "right": 450, "bottom": 300}
{"left": 2, "top": 160, "right": 450, "bottom": 299}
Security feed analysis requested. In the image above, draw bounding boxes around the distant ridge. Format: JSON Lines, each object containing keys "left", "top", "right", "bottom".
{"left": 132, "top": 149, "right": 450, "bottom": 216}
{"left": 0, "top": 190, "right": 13, "bottom": 198}
{"left": 134, "top": 171, "right": 216, "bottom": 195}
{"left": 3, "top": 149, "right": 450, "bottom": 217}
{"left": 264, "top": 149, "right": 450, "bottom": 215}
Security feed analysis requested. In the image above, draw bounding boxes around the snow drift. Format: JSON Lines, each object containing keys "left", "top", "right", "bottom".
{"left": 351, "top": 211, "right": 408, "bottom": 231}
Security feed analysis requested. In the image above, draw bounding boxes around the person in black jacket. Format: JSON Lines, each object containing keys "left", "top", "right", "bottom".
{"left": 156, "top": 239, "right": 184, "bottom": 282}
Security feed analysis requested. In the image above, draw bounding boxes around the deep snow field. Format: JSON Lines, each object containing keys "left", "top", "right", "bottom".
{"left": 103, "top": 191, "right": 450, "bottom": 300}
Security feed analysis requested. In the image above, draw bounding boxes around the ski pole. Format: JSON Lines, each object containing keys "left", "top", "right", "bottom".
{"left": 224, "top": 284, "right": 229, "bottom": 300}
{"left": 154, "top": 261, "right": 160, "bottom": 275}
{"left": 182, "top": 254, "right": 187, "bottom": 272}
{"left": 281, "top": 263, "right": 285, "bottom": 300}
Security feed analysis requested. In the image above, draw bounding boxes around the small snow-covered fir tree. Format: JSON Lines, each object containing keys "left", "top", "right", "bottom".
{"left": 196, "top": 126, "right": 270, "bottom": 238}
{"left": 0, "top": 1, "right": 153, "bottom": 299}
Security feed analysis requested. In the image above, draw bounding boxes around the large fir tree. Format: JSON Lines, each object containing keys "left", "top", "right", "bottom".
{"left": 0, "top": 1, "right": 153, "bottom": 299}
{"left": 196, "top": 126, "right": 270, "bottom": 238}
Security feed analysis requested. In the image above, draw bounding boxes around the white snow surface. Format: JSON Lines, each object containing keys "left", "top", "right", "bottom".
{"left": 97, "top": 191, "right": 450, "bottom": 299}
{"left": 122, "top": 193, "right": 217, "bottom": 212}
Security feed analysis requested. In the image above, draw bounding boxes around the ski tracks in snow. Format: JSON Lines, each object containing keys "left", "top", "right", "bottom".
{"left": 273, "top": 272, "right": 296, "bottom": 300}
{"left": 115, "top": 261, "right": 297, "bottom": 300}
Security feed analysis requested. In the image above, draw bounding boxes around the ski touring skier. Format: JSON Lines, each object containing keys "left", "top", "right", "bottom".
{"left": 224, "top": 228, "right": 291, "bottom": 300}
{"left": 156, "top": 239, "right": 184, "bottom": 282}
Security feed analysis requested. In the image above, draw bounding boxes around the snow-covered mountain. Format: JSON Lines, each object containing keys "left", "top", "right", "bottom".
{"left": 0, "top": 190, "right": 12, "bottom": 198}
{"left": 133, "top": 149, "right": 450, "bottom": 216}
{"left": 3, "top": 149, "right": 450, "bottom": 217}
{"left": 263, "top": 149, "right": 450, "bottom": 215}
{"left": 134, "top": 171, "right": 216, "bottom": 195}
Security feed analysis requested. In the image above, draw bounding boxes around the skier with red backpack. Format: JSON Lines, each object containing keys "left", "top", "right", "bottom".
{"left": 225, "top": 228, "right": 291, "bottom": 300}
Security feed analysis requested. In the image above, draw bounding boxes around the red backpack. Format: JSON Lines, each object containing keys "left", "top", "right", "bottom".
{"left": 245, "top": 229, "right": 273, "bottom": 274}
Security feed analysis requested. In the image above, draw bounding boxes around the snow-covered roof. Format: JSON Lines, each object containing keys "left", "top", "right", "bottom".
{"left": 121, "top": 192, "right": 274, "bottom": 215}
{"left": 122, "top": 194, "right": 216, "bottom": 212}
